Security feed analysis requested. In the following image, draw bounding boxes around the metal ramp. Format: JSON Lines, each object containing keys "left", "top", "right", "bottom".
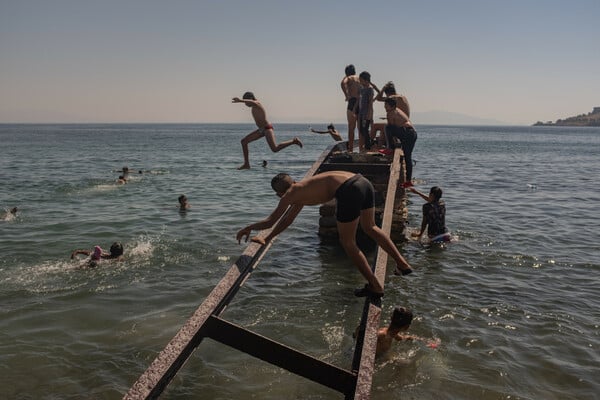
{"left": 124, "top": 145, "right": 403, "bottom": 399}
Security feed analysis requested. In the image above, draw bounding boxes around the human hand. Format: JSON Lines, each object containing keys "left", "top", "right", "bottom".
{"left": 232, "top": 97, "right": 242, "bottom": 103}
{"left": 236, "top": 227, "right": 251, "bottom": 243}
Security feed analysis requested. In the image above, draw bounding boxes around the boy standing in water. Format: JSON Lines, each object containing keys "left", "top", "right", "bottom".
{"left": 310, "top": 124, "right": 343, "bottom": 141}
{"left": 232, "top": 92, "right": 303, "bottom": 170}
{"left": 409, "top": 186, "right": 449, "bottom": 241}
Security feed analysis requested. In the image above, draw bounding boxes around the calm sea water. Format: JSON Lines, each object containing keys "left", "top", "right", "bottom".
{"left": 1, "top": 124, "right": 598, "bottom": 400}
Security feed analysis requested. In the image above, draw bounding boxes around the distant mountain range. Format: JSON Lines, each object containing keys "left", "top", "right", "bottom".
{"left": 411, "top": 110, "right": 506, "bottom": 126}
{"left": 533, "top": 107, "right": 600, "bottom": 127}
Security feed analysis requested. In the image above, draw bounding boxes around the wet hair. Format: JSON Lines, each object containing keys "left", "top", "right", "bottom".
{"left": 109, "top": 242, "right": 124, "bottom": 257}
{"left": 178, "top": 194, "right": 187, "bottom": 203}
{"left": 359, "top": 71, "right": 371, "bottom": 82}
{"left": 390, "top": 307, "right": 413, "bottom": 329}
{"left": 344, "top": 64, "right": 356, "bottom": 76}
{"left": 383, "top": 81, "right": 397, "bottom": 95}
{"left": 327, "top": 123, "right": 335, "bottom": 131}
{"left": 430, "top": 186, "right": 443, "bottom": 202}
{"left": 384, "top": 98, "right": 397, "bottom": 108}
{"left": 271, "top": 173, "right": 293, "bottom": 194}
{"left": 242, "top": 91, "right": 256, "bottom": 100}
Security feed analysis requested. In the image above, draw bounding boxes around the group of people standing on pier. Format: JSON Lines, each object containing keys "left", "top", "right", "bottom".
{"left": 233, "top": 64, "right": 448, "bottom": 354}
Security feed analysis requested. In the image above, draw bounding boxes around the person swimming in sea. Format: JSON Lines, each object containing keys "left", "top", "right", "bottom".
{"left": 1, "top": 207, "right": 18, "bottom": 221}
{"left": 71, "top": 242, "right": 124, "bottom": 267}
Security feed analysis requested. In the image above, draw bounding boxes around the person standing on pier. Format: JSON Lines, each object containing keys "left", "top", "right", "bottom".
{"left": 232, "top": 92, "right": 303, "bottom": 170}
{"left": 341, "top": 65, "right": 361, "bottom": 152}
{"left": 384, "top": 98, "right": 417, "bottom": 187}
{"left": 236, "top": 171, "right": 414, "bottom": 298}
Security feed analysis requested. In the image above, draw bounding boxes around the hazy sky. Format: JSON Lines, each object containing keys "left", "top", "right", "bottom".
{"left": 1, "top": 0, "right": 599, "bottom": 125}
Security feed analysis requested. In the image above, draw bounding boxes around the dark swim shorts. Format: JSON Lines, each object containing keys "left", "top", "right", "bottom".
{"left": 334, "top": 174, "right": 375, "bottom": 222}
{"left": 347, "top": 97, "right": 358, "bottom": 114}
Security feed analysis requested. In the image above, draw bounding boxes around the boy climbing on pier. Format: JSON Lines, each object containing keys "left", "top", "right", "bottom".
{"left": 232, "top": 92, "right": 303, "bottom": 170}
{"left": 236, "top": 171, "right": 414, "bottom": 298}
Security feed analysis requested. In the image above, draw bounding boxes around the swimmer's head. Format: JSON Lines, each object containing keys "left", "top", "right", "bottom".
{"left": 390, "top": 306, "right": 413, "bottom": 330}
{"left": 271, "top": 173, "right": 293, "bottom": 197}
{"left": 327, "top": 123, "right": 335, "bottom": 131}
{"left": 109, "top": 242, "right": 124, "bottom": 257}
{"left": 242, "top": 91, "right": 256, "bottom": 100}
{"left": 430, "top": 186, "right": 443, "bottom": 202}
{"left": 344, "top": 64, "right": 355, "bottom": 76}
{"left": 10, "top": 207, "right": 18, "bottom": 214}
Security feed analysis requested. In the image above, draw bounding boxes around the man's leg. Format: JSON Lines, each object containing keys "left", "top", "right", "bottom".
{"left": 238, "top": 129, "right": 262, "bottom": 169}
{"left": 337, "top": 218, "right": 384, "bottom": 293}
{"left": 359, "top": 208, "right": 413, "bottom": 274}
{"left": 263, "top": 129, "right": 302, "bottom": 152}
{"left": 347, "top": 110, "right": 356, "bottom": 152}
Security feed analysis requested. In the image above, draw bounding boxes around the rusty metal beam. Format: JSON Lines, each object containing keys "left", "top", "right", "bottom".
{"left": 204, "top": 315, "right": 357, "bottom": 394}
{"left": 123, "top": 144, "right": 403, "bottom": 400}
{"left": 350, "top": 149, "right": 402, "bottom": 400}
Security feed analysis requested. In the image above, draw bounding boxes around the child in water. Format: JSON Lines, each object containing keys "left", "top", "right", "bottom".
{"left": 71, "top": 242, "right": 124, "bottom": 267}
{"left": 376, "top": 306, "right": 439, "bottom": 356}
{"left": 409, "top": 186, "right": 450, "bottom": 242}
{"left": 178, "top": 194, "right": 190, "bottom": 210}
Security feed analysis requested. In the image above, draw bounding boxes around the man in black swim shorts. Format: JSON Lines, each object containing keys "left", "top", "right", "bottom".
{"left": 237, "top": 171, "right": 414, "bottom": 298}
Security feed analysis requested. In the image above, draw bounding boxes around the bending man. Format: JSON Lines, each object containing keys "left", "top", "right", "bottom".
{"left": 236, "top": 171, "right": 414, "bottom": 298}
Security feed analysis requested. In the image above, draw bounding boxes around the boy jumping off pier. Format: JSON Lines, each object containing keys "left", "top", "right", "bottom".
{"left": 236, "top": 171, "right": 414, "bottom": 298}
{"left": 232, "top": 92, "right": 303, "bottom": 170}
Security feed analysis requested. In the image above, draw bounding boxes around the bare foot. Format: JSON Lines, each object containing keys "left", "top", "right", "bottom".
{"left": 293, "top": 137, "right": 303, "bottom": 148}
{"left": 237, "top": 164, "right": 250, "bottom": 170}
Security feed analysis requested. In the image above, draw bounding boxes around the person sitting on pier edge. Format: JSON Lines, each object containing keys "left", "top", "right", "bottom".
{"left": 236, "top": 171, "right": 414, "bottom": 298}
{"left": 409, "top": 186, "right": 450, "bottom": 242}
{"left": 384, "top": 97, "right": 417, "bottom": 188}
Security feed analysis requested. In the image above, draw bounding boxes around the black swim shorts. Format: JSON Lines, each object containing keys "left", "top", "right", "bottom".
{"left": 347, "top": 97, "right": 358, "bottom": 114}
{"left": 334, "top": 174, "right": 375, "bottom": 222}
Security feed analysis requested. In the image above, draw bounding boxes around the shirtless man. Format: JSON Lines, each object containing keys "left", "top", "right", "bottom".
{"left": 370, "top": 81, "right": 410, "bottom": 148}
{"left": 384, "top": 98, "right": 418, "bottom": 187}
{"left": 340, "top": 65, "right": 361, "bottom": 152}
{"left": 236, "top": 171, "right": 414, "bottom": 298}
{"left": 232, "top": 92, "right": 303, "bottom": 170}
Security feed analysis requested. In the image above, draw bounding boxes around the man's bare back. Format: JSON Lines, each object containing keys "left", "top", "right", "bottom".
{"left": 284, "top": 171, "right": 354, "bottom": 206}
{"left": 342, "top": 75, "right": 361, "bottom": 100}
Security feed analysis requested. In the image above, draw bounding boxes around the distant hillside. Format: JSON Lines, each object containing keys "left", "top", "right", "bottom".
{"left": 534, "top": 107, "right": 600, "bottom": 127}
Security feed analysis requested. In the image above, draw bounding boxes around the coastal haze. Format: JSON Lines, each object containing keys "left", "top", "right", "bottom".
{"left": 1, "top": 1, "right": 600, "bottom": 125}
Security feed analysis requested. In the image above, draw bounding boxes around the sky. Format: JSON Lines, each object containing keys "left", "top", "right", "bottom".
{"left": 1, "top": 0, "right": 599, "bottom": 125}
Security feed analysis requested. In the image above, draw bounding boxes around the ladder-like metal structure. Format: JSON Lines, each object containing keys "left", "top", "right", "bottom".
{"left": 124, "top": 145, "right": 403, "bottom": 399}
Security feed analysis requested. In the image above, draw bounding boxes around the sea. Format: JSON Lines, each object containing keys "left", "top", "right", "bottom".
{"left": 0, "top": 123, "right": 598, "bottom": 400}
